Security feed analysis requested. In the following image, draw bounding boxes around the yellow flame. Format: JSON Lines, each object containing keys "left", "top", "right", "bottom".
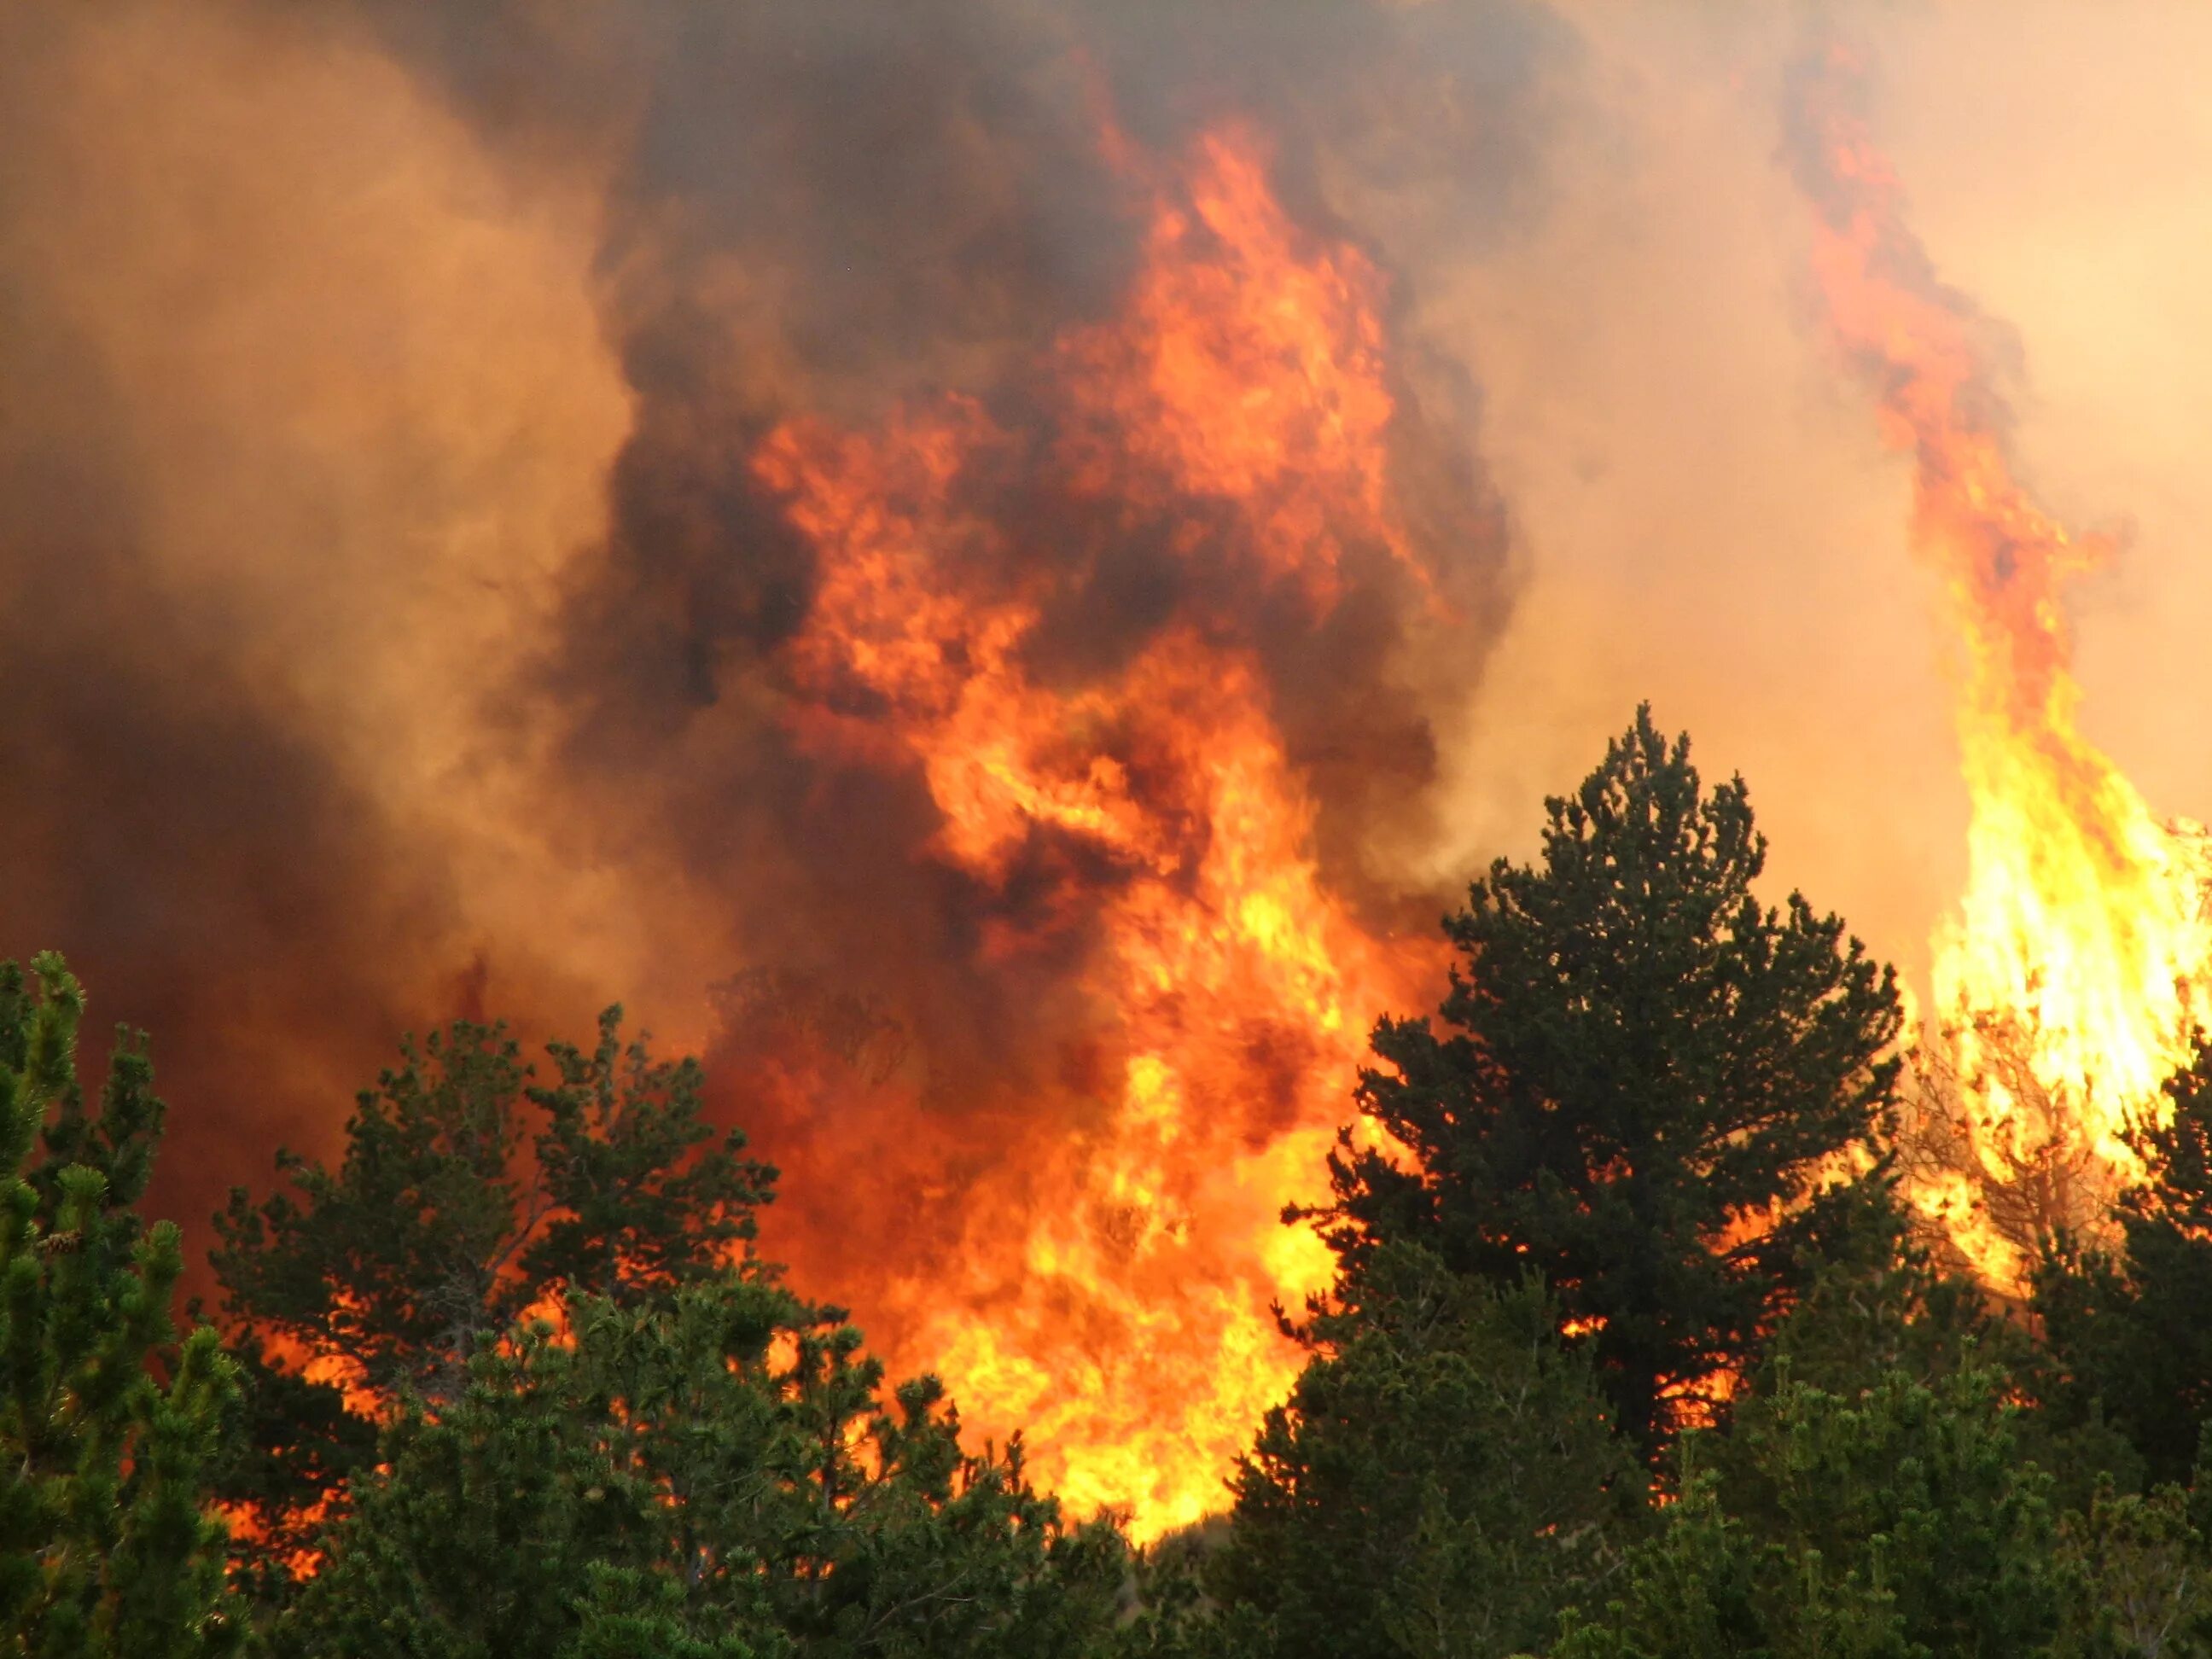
{"left": 1796, "top": 52, "right": 2212, "bottom": 1284}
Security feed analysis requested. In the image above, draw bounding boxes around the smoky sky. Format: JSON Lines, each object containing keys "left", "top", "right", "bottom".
{"left": 0, "top": 0, "right": 1561, "bottom": 1296}
{"left": 0, "top": 52, "right": 464, "bottom": 1180}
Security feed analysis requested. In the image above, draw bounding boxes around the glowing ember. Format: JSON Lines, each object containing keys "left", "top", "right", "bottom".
{"left": 1790, "top": 49, "right": 2212, "bottom": 1284}
{"left": 751, "top": 125, "right": 1443, "bottom": 1535}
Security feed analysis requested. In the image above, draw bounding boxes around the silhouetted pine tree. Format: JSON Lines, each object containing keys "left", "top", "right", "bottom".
{"left": 1308, "top": 707, "right": 1904, "bottom": 1458}
{"left": 2034, "top": 1037, "right": 2212, "bottom": 1489}
{"left": 0, "top": 954, "right": 242, "bottom": 1655}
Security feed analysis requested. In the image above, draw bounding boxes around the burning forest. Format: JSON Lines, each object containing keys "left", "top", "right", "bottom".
{"left": 1789, "top": 47, "right": 2212, "bottom": 1293}
{"left": 10, "top": 5, "right": 2212, "bottom": 1656}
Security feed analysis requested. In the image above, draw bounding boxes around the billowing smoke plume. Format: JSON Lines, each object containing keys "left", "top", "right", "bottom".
{"left": 0, "top": 0, "right": 1565, "bottom": 1522}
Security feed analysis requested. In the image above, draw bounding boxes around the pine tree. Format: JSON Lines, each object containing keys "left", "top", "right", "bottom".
{"left": 1551, "top": 1367, "right": 2064, "bottom": 1658}
{"left": 2033, "top": 1039, "right": 2212, "bottom": 1489}
{"left": 1210, "top": 1243, "right": 1641, "bottom": 1659}
{"left": 1760, "top": 1242, "right": 2143, "bottom": 1516}
{"left": 2052, "top": 1479, "right": 2212, "bottom": 1658}
{"left": 274, "top": 1277, "right": 1126, "bottom": 1659}
{"left": 1745, "top": 1246, "right": 1999, "bottom": 1403}
{"left": 0, "top": 953, "right": 242, "bottom": 1656}
{"left": 212, "top": 1005, "right": 776, "bottom": 1600}
{"left": 1310, "top": 707, "right": 1903, "bottom": 1457}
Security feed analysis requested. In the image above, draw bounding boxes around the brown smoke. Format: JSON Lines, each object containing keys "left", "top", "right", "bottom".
{"left": 0, "top": 6, "right": 638, "bottom": 1179}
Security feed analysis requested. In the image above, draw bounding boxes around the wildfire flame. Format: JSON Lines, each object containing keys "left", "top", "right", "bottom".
{"left": 750, "top": 125, "right": 1445, "bottom": 1534}
{"left": 1790, "top": 49, "right": 2212, "bottom": 1284}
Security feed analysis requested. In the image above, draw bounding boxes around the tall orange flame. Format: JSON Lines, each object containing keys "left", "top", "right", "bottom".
{"left": 1791, "top": 50, "right": 2212, "bottom": 1284}
{"left": 751, "top": 125, "right": 1443, "bottom": 1534}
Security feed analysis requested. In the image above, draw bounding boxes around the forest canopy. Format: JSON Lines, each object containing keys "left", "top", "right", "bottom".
{"left": 9, "top": 711, "right": 2212, "bottom": 1658}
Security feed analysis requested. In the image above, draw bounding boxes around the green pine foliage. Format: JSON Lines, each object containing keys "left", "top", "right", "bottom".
{"left": 1552, "top": 1367, "right": 2064, "bottom": 1658}
{"left": 212, "top": 1001, "right": 1128, "bottom": 1655}
{"left": 0, "top": 954, "right": 242, "bottom": 1656}
{"left": 1209, "top": 1243, "right": 1641, "bottom": 1659}
{"left": 1746, "top": 1247, "right": 2005, "bottom": 1404}
{"left": 2053, "top": 1479, "right": 2212, "bottom": 1658}
{"left": 273, "top": 1277, "right": 1126, "bottom": 1659}
{"left": 211, "top": 1005, "right": 775, "bottom": 1593}
{"left": 1763, "top": 1245, "right": 2146, "bottom": 1516}
{"left": 215, "top": 1006, "right": 773, "bottom": 1402}
{"left": 2034, "top": 1039, "right": 2212, "bottom": 1489}
{"left": 1309, "top": 706, "right": 1904, "bottom": 1458}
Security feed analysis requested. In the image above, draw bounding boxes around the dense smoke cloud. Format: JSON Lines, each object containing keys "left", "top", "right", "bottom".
{"left": 0, "top": 0, "right": 1557, "bottom": 1292}
{"left": 419, "top": 0, "right": 1559, "bottom": 1313}
{"left": 0, "top": 8, "right": 626, "bottom": 1176}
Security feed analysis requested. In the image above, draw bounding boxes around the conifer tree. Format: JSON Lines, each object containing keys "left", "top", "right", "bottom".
{"left": 1211, "top": 1243, "right": 1640, "bottom": 1659}
{"left": 0, "top": 954, "right": 242, "bottom": 1656}
{"left": 1551, "top": 1368, "right": 2063, "bottom": 1658}
{"left": 2052, "top": 1479, "right": 2212, "bottom": 1659}
{"left": 212, "top": 1005, "right": 775, "bottom": 1599}
{"left": 2034, "top": 1039, "right": 2212, "bottom": 1488}
{"left": 1311, "top": 707, "right": 1903, "bottom": 1456}
{"left": 1757, "top": 1242, "right": 2144, "bottom": 1516}
{"left": 274, "top": 1277, "right": 1126, "bottom": 1659}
